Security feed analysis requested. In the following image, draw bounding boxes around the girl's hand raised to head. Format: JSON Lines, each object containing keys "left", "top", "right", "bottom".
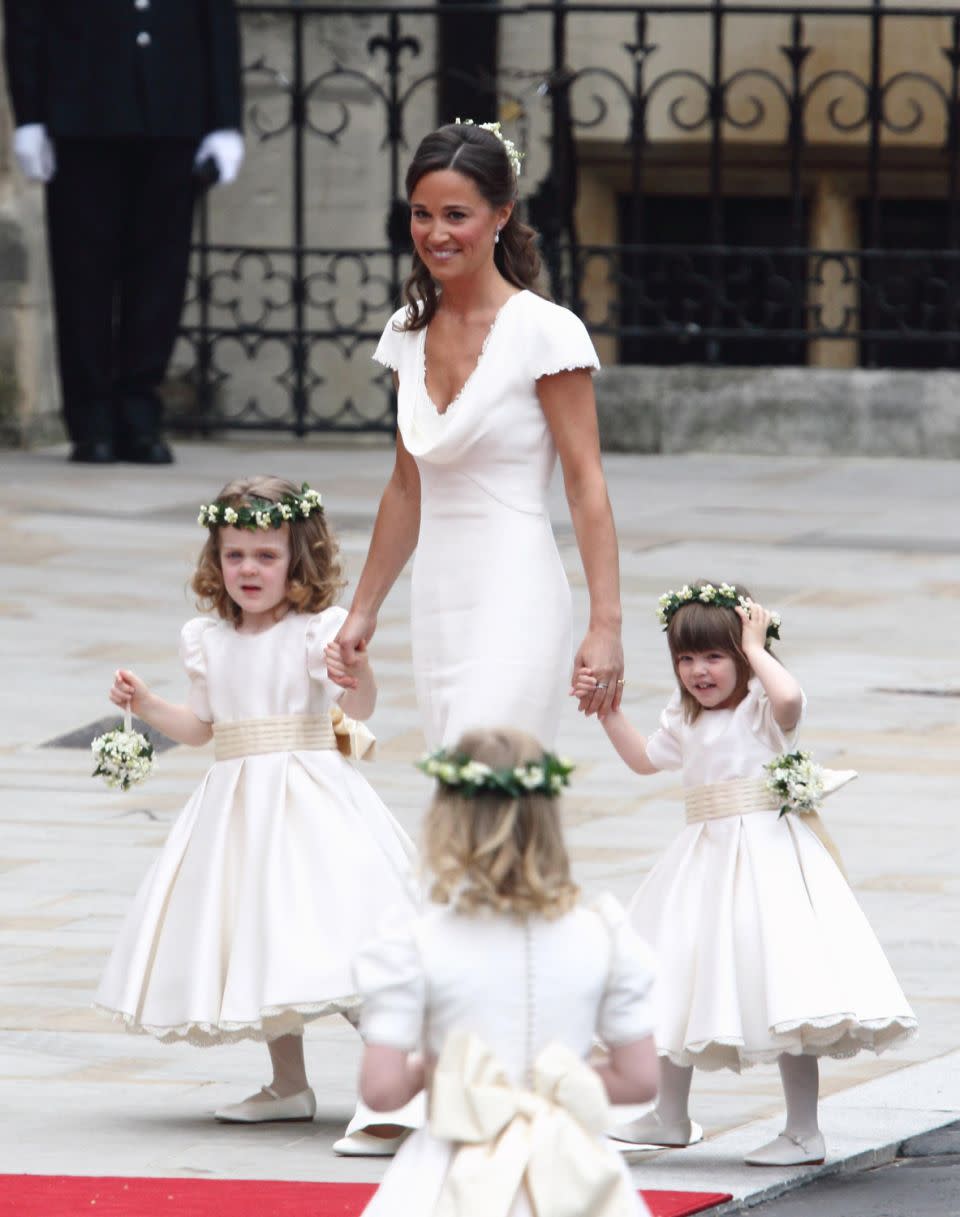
{"left": 331, "top": 608, "right": 378, "bottom": 690}
{"left": 736, "top": 599, "right": 773, "bottom": 658}
{"left": 109, "top": 668, "right": 151, "bottom": 716}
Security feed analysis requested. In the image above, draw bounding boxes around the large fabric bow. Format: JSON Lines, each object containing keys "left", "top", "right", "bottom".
{"left": 330, "top": 705, "right": 376, "bottom": 761}
{"left": 803, "top": 768, "right": 857, "bottom": 880}
{"left": 430, "top": 1031, "right": 636, "bottom": 1217}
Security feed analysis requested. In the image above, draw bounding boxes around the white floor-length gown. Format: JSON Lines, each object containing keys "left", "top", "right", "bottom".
{"left": 373, "top": 289, "right": 600, "bottom": 750}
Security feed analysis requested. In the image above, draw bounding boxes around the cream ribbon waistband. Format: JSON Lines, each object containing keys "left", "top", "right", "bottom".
{"left": 213, "top": 708, "right": 375, "bottom": 762}
{"left": 430, "top": 1030, "right": 633, "bottom": 1217}
{"left": 685, "top": 776, "right": 847, "bottom": 878}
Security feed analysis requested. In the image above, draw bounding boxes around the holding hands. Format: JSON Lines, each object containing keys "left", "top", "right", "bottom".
{"left": 324, "top": 637, "right": 370, "bottom": 688}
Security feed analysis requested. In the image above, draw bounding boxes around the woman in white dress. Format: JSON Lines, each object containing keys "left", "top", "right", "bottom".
{"left": 333, "top": 121, "right": 625, "bottom": 749}
{"left": 574, "top": 583, "right": 917, "bottom": 1166}
{"left": 354, "top": 728, "right": 659, "bottom": 1217}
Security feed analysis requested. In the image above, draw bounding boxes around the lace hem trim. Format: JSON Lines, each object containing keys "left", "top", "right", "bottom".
{"left": 94, "top": 995, "right": 362, "bottom": 1048}
{"left": 658, "top": 1013, "right": 918, "bottom": 1073}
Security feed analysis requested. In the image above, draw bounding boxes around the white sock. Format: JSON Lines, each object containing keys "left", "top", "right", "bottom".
{"left": 779, "top": 1052, "right": 820, "bottom": 1139}
{"left": 656, "top": 1059, "right": 694, "bottom": 1125}
{"left": 267, "top": 1033, "right": 309, "bottom": 1097}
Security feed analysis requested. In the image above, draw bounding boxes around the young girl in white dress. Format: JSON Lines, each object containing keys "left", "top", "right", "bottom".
{"left": 96, "top": 475, "right": 418, "bottom": 1134}
{"left": 574, "top": 582, "right": 917, "bottom": 1167}
{"left": 353, "top": 727, "right": 660, "bottom": 1217}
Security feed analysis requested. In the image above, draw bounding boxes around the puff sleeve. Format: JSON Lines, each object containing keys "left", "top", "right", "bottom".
{"left": 527, "top": 300, "right": 601, "bottom": 381}
{"left": 305, "top": 606, "right": 349, "bottom": 703}
{"left": 373, "top": 308, "right": 409, "bottom": 372}
{"left": 353, "top": 916, "right": 426, "bottom": 1051}
{"left": 644, "top": 692, "right": 684, "bottom": 772}
{"left": 748, "top": 678, "right": 807, "bottom": 753}
{"left": 594, "top": 894, "right": 658, "bottom": 1046}
{"left": 179, "top": 618, "right": 216, "bottom": 723}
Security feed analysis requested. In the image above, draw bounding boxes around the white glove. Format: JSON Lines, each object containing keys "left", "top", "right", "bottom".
{"left": 194, "top": 129, "right": 245, "bottom": 186}
{"left": 13, "top": 124, "right": 56, "bottom": 183}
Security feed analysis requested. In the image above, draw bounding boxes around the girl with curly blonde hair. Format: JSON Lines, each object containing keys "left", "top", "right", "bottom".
{"left": 96, "top": 475, "right": 419, "bottom": 1146}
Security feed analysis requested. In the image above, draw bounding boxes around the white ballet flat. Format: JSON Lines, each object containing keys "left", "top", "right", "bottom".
{"left": 744, "top": 1130, "right": 826, "bottom": 1167}
{"left": 332, "top": 1129, "right": 410, "bottom": 1157}
{"left": 609, "top": 1113, "right": 703, "bottom": 1149}
{"left": 214, "top": 1085, "right": 317, "bottom": 1124}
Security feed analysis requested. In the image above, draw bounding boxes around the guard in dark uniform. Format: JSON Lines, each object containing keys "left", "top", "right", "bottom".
{"left": 3, "top": 1, "right": 244, "bottom": 463}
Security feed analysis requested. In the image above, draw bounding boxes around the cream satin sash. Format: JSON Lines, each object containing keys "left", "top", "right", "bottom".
{"left": 684, "top": 773, "right": 855, "bottom": 879}
{"left": 430, "top": 1031, "right": 635, "bottom": 1217}
{"left": 213, "top": 708, "right": 375, "bottom": 762}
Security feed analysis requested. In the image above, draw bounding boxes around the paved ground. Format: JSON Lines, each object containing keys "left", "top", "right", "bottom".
{"left": 1, "top": 439, "right": 958, "bottom": 1207}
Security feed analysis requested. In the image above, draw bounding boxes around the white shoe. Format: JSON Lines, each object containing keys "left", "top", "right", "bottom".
{"left": 744, "top": 1130, "right": 826, "bottom": 1166}
{"left": 332, "top": 1129, "right": 410, "bottom": 1157}
{"left": 609, "top": 1111, "right": 703, "bottom": 1149}
{"left": 214, "top": 1085, "right": 317, "bottom": 1124}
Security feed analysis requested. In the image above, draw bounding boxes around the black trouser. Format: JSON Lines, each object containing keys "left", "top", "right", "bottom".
{"left": 45, "top": 137, "right": 197, "bottom": 445}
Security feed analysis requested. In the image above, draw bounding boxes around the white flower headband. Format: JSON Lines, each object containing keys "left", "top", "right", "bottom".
{"left": 657, "top": 582, "right": 782, "bottom": 640}
{"left": 198, "top": 483, "right": 323, "bottom": 531}
{"left": 454, "top": 117, "right": 523, "bottom": 180}
{"left": 417, "top": 748, "right": 573, "bottom": 798}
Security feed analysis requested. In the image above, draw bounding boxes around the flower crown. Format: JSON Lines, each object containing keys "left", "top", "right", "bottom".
{"left": 198, "top": 484, "right": 323, "bottom": 531}
{"left": 454, "top": 118, "right": 523, "bottom": 180}
{"left": 417, "top": 748, "right": 573, "bottom": 798}
{"left": 657, "top": 583, "right": 782, "bottom": 640}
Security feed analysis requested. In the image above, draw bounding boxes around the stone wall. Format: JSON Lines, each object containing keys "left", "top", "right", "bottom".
{"left": 595, "top": 365, "right": 960, "bottom": 458}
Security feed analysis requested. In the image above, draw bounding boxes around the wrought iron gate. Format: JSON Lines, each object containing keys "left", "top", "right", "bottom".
{"left": 178, "top": 2, "right": 960, "bottom": 434}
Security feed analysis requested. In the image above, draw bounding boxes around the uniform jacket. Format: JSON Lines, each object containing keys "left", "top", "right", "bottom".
{"left": 2, "top": 0, "right": 243, "bottom": 138}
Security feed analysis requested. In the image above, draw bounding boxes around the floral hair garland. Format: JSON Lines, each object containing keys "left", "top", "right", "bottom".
{"left": 198, "top": 484, "right": 323, "bottom": 531}
{"left": 454, "top": 118, "right": 523, "bottom": 180}
{"left": 657, "top": 582, "right": 781, "bottom": 640}
{"left": 418, "top": 748, "right": 573, "bottom": 798}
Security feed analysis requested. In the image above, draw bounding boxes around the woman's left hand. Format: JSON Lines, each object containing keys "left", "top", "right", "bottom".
{"left": 572, "top": 627, "right": 624, "bottom": 717}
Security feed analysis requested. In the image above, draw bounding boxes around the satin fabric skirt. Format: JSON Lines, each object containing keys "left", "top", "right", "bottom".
{"left": 412, "top": 471, "right": 572, "bottom": 751}
{"left": 361, "top": 1124, "right": 650, "bottom": 1217}
{"left": 96, "top": 751, "right": 418, "bottom": 1045}
{"left": 628, "top": 810, "right": 917, "bottom": 1071}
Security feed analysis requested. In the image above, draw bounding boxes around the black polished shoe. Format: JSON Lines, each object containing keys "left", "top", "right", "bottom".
{"left": 116, "top": 435, "right": 174, "bottom": 464}
{"left": 70, "top": 439, "right": 116, "bottom": 463}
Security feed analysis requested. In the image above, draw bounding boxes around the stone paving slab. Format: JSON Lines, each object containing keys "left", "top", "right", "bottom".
{"left": 0, "top": 441, "right": 958, "bottom": 1206}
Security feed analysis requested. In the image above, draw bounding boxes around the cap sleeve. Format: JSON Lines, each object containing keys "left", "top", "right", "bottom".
{"left": 373, "top": 307, "right": 409, "bottom": 372}
{"left": 593, "top": 894, "right": 657, "bottom": 1046}
{"left": 644, "top": 692, "right": 684, "bottom": 772}
{"left": 528, "top": 301, "right": 600, "bottom": 381}
{"left": 305, "top": 606, "right": 349, "bottom": 703}
{"left": 179, "top": 617, "right": 217, "bottom": 723}
{"left": 747, "top": 678, "right": 806, "bottom": 753}
{"left": 353, "top": 915, "right": 426, "bottom": 1051}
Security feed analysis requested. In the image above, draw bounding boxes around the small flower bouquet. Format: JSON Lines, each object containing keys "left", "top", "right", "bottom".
{"left": 764, "top": 750, "right": 825, "bottom": 817}
{"left": 91, "top": 708, "right": 155, "bottom": 791}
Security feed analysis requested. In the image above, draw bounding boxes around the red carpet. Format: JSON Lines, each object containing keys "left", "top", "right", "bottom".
{"left": 1, "top": 1176, "right": 731, "bottom": 1216}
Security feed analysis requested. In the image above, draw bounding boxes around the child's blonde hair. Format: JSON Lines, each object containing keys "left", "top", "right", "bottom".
{"left": 423, "top": 727, "right": 579, "bottom": 919}
{"left": 192, "top": 475, "right": 345, "bottom": 625}
{"left": 667, "top": 580, "right": 758, "bottom": 722}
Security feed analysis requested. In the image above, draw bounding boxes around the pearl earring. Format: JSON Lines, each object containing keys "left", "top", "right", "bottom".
{"left": 495, "top": 227, "right": 501, "bottom": 245}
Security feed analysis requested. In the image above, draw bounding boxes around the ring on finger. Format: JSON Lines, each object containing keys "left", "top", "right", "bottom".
{"left": 597, "top": 682, "right": 608, "bottom": 690}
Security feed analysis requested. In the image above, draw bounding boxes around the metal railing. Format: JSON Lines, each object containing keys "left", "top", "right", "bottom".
{"left": 178, "top": 2, "right": 960, "bottom": 433}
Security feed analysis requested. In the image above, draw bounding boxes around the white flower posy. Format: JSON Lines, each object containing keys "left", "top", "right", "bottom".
{"left": 91, "top": 726, "right": 155, "bottom": 791}
{"left": 455, "top": 118, "right": 523, "bottom": 180}
{"left": 764, "top": 750, "right": 825, "bottom": 817}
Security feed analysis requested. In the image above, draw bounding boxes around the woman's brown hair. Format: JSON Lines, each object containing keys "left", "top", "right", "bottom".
{"left": 667, "top": 581, "right": 760, "bottom": 722}
{"left": 423, "top": 727, "right": 579, "bottom": 919}
{"left": 400, "top": 123, "right": 543, "bottom": 332}
{"left": 192, "top": 475, "right": 345, "bottom": 625}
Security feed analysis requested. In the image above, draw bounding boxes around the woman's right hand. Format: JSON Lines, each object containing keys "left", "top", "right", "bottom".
{"left": 333, "top": 608, "right": 378, "bottom": 690}
{"left": 110, "top": 668, "right": 151, "bottom": 716}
